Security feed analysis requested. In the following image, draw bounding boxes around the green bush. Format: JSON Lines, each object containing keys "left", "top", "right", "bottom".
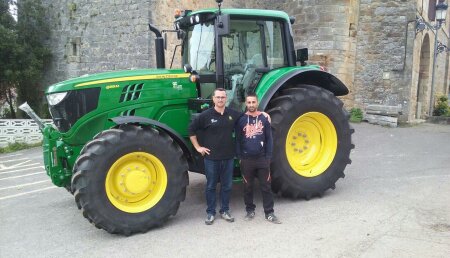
{"left": 0, "top": 142, "right": 42, "bottom": 154}
{"left": 350, "top": 108, "right": 363, "bottom": 123}
{"left": 433, "top": 95, "right": 450, "bottom": 116}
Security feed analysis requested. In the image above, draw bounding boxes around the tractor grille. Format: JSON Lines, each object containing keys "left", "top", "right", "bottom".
{"left": 48, "top": 88, "right": 101, "bottom": 133}
{"left": 119, "top": 83, "right": 144, "bottom": 103}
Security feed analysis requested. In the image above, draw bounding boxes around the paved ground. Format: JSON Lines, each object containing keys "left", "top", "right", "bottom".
{"left": 0, "top": 122, "right": 449, "bottom": 258}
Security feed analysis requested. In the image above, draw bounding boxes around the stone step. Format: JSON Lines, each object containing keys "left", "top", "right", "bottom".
{"left": 365, "top": 104, "right": 402, "bottom": 117}
{"left": 364, "top": 114, "right": 398, "bottom": 128}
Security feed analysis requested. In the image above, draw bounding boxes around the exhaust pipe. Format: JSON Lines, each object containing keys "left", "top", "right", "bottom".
{"left": 19, "top": 102, "right": 45, "bottom": 131}
{"left": 149, "top": 24, "right": 165, "bottom": 69}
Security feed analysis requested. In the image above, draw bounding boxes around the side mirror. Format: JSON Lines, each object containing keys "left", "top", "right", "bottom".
{"left": 296, "top": 48, "right": 308, "bottom": 66}
{"left": 216, "top": 14, "right": 230, "bottom": 36}
{"left": 184, "top": 64, "right": 192, "bottom": 73}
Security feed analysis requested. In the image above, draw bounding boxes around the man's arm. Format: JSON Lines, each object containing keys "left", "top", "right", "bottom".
{"left": 235, "top": 118, "right": 243, "bottom": 159}
{"left": 264, "top": 116, "right": 273, "bottom": 160}
{"left": 189, "top": 135, "right": 210, "bottom": 156}
{"left": 188, "top": 114, "right": 210, "bottom": 156}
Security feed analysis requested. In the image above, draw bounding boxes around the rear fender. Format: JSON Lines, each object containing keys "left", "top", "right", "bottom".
{"left": 258, "top": 69, "right": 349, "bottom": 110}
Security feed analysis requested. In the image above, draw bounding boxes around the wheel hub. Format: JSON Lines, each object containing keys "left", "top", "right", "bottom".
{"left": 122, "top": 169, "right": 149, "bottom": 195}
{"left": 105, "top": 152, "right": 167, "bottom": 213}
{"left": 285, "top": 112, "right": 337, "bottom": 177}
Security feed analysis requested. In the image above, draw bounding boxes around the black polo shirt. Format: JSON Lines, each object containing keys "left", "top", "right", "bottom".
{"left": 189, "top": 107, "right": 242, "bottom": 160}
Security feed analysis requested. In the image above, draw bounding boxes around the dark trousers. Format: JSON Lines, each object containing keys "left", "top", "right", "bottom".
{"left": 240, "top": 157, "right": 274, "bottom": 215}
{"left": 204, "top": 158, "right": 234, "bottom": 215}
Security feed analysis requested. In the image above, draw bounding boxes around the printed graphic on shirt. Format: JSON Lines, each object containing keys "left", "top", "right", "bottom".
{"left": 244, "top": 120, "right": 264, "bottom": 138}
{"left": 211, "top": 119, "right": 217, "bottom": 123}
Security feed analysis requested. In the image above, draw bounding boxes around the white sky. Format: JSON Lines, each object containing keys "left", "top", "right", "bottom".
{"left": 9, "top": 2, "right": 17, "bottom": 21}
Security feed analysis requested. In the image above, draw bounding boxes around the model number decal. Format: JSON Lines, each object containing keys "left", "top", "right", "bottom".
{"left": 106, "top": 84, "right": 120, "bottom": 89}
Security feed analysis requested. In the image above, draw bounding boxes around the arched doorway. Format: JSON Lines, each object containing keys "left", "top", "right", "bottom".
{"left": 416, "top": 34, "right": 431, "bottom": 119}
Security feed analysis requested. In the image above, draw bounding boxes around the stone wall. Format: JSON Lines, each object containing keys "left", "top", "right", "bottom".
{"left": 41, "top": 0, "right": 242, "bottom": 85}
{"left": 291, "top": 0, "right": 359, "bottom": 106}
{"left": 40, "top": 0, "right": 450, "bottom": 122}
{"left": 354, "top": 0, "right": 416, "bottom": 121}
{"left": 42, "top": 0, "right": 152, "bottom": 86}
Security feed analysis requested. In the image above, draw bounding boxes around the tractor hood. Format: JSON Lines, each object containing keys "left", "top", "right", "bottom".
{"left": 46, "top": 69, "right": 189, "bottom": 93}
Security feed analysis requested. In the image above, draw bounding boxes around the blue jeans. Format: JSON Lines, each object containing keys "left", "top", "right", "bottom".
{"left": 204, "top": 158, "right": 234, "bottom": 215}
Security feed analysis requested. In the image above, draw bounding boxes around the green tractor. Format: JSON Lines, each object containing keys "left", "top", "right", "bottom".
{"left": 21, "top": 1, "right": 353, "bottom": 235}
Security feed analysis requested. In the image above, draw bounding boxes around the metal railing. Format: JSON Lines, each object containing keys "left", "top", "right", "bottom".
{"left": 0, "top": 119, "right": 53, "bottom": 147}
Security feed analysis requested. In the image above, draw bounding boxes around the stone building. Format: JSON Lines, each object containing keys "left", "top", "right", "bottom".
{"left": 42, "top": 0, "right": 450, "bottom": 122}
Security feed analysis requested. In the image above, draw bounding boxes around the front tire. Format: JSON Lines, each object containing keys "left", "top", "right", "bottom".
{"left": 267, "top": 85, "right": 354, "bottom": 199}
{"left": 72, "top": 124, "right": 188, "bottom": 235}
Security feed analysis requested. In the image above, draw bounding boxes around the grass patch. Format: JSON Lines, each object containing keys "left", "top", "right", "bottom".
{"left": 0, "top": 142, "right": 42, "bottom": 154}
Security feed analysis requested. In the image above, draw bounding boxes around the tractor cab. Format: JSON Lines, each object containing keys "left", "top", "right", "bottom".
{"left": 175, "top": 8, "right": 296, "bottom": 111}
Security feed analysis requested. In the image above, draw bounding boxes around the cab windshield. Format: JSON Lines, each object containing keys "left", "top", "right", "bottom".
{"left": 184, "top": 21, "right": 216, "bottom": 73}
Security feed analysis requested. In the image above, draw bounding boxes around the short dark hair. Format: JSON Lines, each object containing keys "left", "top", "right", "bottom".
{"left": 213, "top": 88, "right": 226, "bottom": 96}
{"left": 246, "top": 92, "right": 258, "bottom": 100}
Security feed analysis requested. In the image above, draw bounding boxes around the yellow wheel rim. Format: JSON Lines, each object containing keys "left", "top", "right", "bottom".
{"left": 285, "top": 112, "right": 337, "bottom": 177}
{"left": 105, "top": 152, "right": 167, "bottom": 213}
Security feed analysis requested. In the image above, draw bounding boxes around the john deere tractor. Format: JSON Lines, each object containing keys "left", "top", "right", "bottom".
{"left": 21, "top": 1, "right": 353, "bottom": 235}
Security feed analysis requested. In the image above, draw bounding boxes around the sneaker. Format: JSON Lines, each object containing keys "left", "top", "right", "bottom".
{"left": 205, "top": 214, "right": 215, "bottom": 225}
{"left": 220, "top": 211, "right": 235, "bottom": 222}
{"left": 265, "top": 213, "right": 281, "bottom": 224}
{"left": 244, "top": 211, "right": 255, "bottom": 221}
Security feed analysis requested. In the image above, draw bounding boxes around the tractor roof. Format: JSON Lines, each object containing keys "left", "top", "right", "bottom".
{"left": 189, "top": 8, "right": 290, "bottom": 22}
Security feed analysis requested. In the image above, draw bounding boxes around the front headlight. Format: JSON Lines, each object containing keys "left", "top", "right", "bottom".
{"left": 47, "top": 92, "right": 68, "bottom": 106}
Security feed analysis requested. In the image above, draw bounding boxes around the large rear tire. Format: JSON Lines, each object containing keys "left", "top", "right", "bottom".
{"left": 267, "top": 85, "right": 354, "bottom": 199}
{"left": 72, "top": 124, "right": 188, "bottom": 235}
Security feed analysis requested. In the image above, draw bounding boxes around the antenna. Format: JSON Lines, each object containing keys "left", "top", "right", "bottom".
{"left": 216, "top": 0, "right": 223, "bottom": 14}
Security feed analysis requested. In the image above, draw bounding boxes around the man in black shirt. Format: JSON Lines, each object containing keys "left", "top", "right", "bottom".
{"left": 236, "top": 93, "right": 281, "bottom": 224}
{"left": 189, "top": 88, "right": 241, "bottom": 225}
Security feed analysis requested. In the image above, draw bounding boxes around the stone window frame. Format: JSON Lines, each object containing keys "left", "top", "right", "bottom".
{"left": 67, "top": 37, "right": 81, "bottom": 63}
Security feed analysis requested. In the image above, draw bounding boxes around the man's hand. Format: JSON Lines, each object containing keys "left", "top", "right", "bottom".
{"left": 261, "top": 111, "right": 271, "bottom": 123}
{"left": 190, "top": 135, "right": 210, "bottom": 156}
{"left": 196, "top": 146, "right": 211, "bottom": 156}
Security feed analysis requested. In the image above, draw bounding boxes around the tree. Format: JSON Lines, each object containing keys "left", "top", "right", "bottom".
{"left": 0, "top": 0, "right": 51, "bottom": 118}
{"left": 15, "top": 0, "right": 51, "bottom": 117}
{"left": 0, "top": 0, "right": 20, "bottom": 118}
